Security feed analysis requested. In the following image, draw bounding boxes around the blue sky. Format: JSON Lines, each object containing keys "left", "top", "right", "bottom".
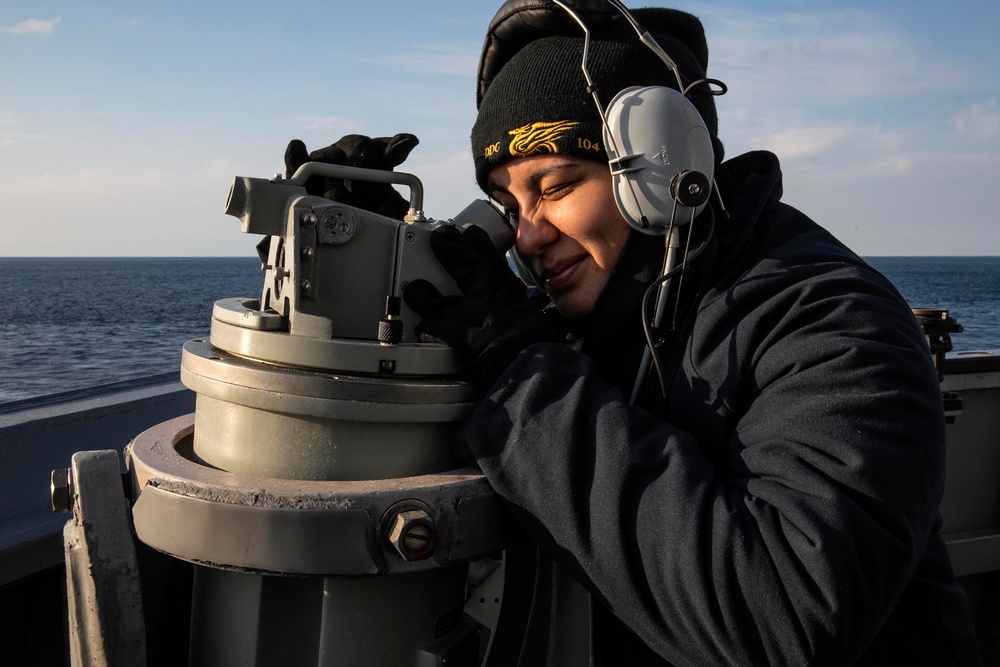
{"left": 2, "top": 1, "right": 999, "bottom": 257}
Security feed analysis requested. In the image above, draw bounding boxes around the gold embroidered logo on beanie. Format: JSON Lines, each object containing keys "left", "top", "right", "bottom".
{"left": 506, "top": 120, "right": 579, "bottom": 157}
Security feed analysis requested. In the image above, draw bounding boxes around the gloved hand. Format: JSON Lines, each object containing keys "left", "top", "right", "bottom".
{"left": 284, "top": 133, "right": 419, "bottom": 219}
{"left": 404, "top": 224, "right": 558, "bottom": 389}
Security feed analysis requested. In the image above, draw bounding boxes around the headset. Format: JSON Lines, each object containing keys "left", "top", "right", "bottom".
{"left": 477, "top": 0, "right": 727, "bottom": 235}
{"left": 477, "top": 0, "right": 728, "bottom": 403}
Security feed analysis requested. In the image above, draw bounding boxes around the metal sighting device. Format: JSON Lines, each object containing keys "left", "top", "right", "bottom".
{"left": 57, "top": 162, "right": 529, "bottom": 666}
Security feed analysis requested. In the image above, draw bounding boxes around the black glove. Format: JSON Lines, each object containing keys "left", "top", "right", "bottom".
{"left": 404, "top": 225, "right": 558, "bottom": 389}
{"left": 284, "top": 133, "right": 419, "bottom": 220}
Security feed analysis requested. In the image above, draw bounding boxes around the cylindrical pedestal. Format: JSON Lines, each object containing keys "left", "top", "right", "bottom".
{"left": 189, "top": 567, "right": 476, "bottom": 667}
{"left": 180, "top": 338, "right": 477, "bottom": 480}
{"left": 127, "top": 414, "right": 509, "bottom": 666}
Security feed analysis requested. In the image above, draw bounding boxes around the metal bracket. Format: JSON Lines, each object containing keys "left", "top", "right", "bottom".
{"left": 59, "top": 449, "right": 147, "bottom": 667}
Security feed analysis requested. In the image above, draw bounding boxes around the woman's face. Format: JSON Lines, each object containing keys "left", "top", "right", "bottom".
{"left": 488, "top": 155, "right": 632, "bottom": 319}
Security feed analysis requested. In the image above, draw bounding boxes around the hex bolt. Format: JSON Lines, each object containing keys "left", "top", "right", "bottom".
{"left": 387, "top": 509, "right": 438, "bottom": 561}
{"left": 51, "top": 468, "right": 73, "bottom": 513}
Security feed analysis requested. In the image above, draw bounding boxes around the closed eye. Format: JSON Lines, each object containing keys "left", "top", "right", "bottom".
{"left": 541, "top": 178, "right": 581, "bottom": 201}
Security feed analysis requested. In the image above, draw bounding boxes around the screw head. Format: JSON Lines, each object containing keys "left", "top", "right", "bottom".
{"left": 387, "top": 509, "right": 438, "bottom": 561}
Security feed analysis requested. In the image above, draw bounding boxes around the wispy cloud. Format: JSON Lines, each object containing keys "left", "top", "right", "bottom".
{"left": 289, "top": 115, "right": 361, "bottom": 134}
{"left": 689, "top": 5, "right": 994, "bottom": 176}
{"left": 750, "top": 120, "right": 905, "bottom": 165}
{"left": 952, "top": 99, "right": 1000, "bottom": 140}
{"left": 0, "top": 155, "right": 261, "bottom": 256}
{"left": 754, "top": 124, "right": 859, "bottom": 161}
{"left": 366, "top": 44, "right": 479, "bottom": 78}
{"left": 701, "top": 8, "right": 975, "bottom": 106}
{"left": 0, "top": 111, "right": 43, "bottom": 146}
{"left": 2, "top": 17, "right": 61, "bottom": 36}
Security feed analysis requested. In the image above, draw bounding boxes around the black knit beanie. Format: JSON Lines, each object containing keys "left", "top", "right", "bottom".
{"left": 472, "top": 7, "right": 722, "bottom": 193}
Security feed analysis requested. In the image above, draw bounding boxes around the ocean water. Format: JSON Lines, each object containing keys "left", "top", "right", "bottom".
{"left": 867, "top": 256, "right": 1000, "bottom": 352}
{"left": 0, "top": 256, "right": 997, "bottom": 404}
{"left": 0, "top": 258, "right": 261, "bottom": 404}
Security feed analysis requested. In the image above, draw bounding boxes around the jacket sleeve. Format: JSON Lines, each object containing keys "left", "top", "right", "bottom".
{"left": 455, "top": 252, "right": 947, "bottom": 666}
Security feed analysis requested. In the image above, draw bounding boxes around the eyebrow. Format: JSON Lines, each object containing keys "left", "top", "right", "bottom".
{"left": 488, "top": 161, "right": 580, "bottom": 198}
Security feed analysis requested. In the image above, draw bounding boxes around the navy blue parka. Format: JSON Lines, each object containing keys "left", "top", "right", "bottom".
{"left": 456, "top": 151, "right": 980, "bottom": 665}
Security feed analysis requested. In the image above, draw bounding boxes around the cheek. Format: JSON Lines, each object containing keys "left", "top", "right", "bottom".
{"left": 589, "top": 214, "right": 632, "bottom": 269}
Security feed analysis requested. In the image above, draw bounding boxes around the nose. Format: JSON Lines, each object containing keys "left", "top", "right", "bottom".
{"left": 515, "top": 208, "right": 559, "bottom": 258}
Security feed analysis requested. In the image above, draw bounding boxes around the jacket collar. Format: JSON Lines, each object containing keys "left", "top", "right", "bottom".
{"left": 712, "top": 150, "right": 783, "bottom": 268}
{"left": 576, "top": 150, "right": 785, "bottom": 391}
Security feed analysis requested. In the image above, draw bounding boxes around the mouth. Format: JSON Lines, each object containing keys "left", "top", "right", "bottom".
{"left": 540, "top": 257, "right": 584, "bottom": 291}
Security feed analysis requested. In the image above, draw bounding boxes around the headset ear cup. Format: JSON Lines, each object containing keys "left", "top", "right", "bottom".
{"left": 603, "top": 85, "right": 715, "bottom": 234}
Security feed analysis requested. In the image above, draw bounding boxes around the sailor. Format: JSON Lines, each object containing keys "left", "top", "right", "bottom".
{"left": 403, "top": 1, "right": 982, "bottom": 664}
